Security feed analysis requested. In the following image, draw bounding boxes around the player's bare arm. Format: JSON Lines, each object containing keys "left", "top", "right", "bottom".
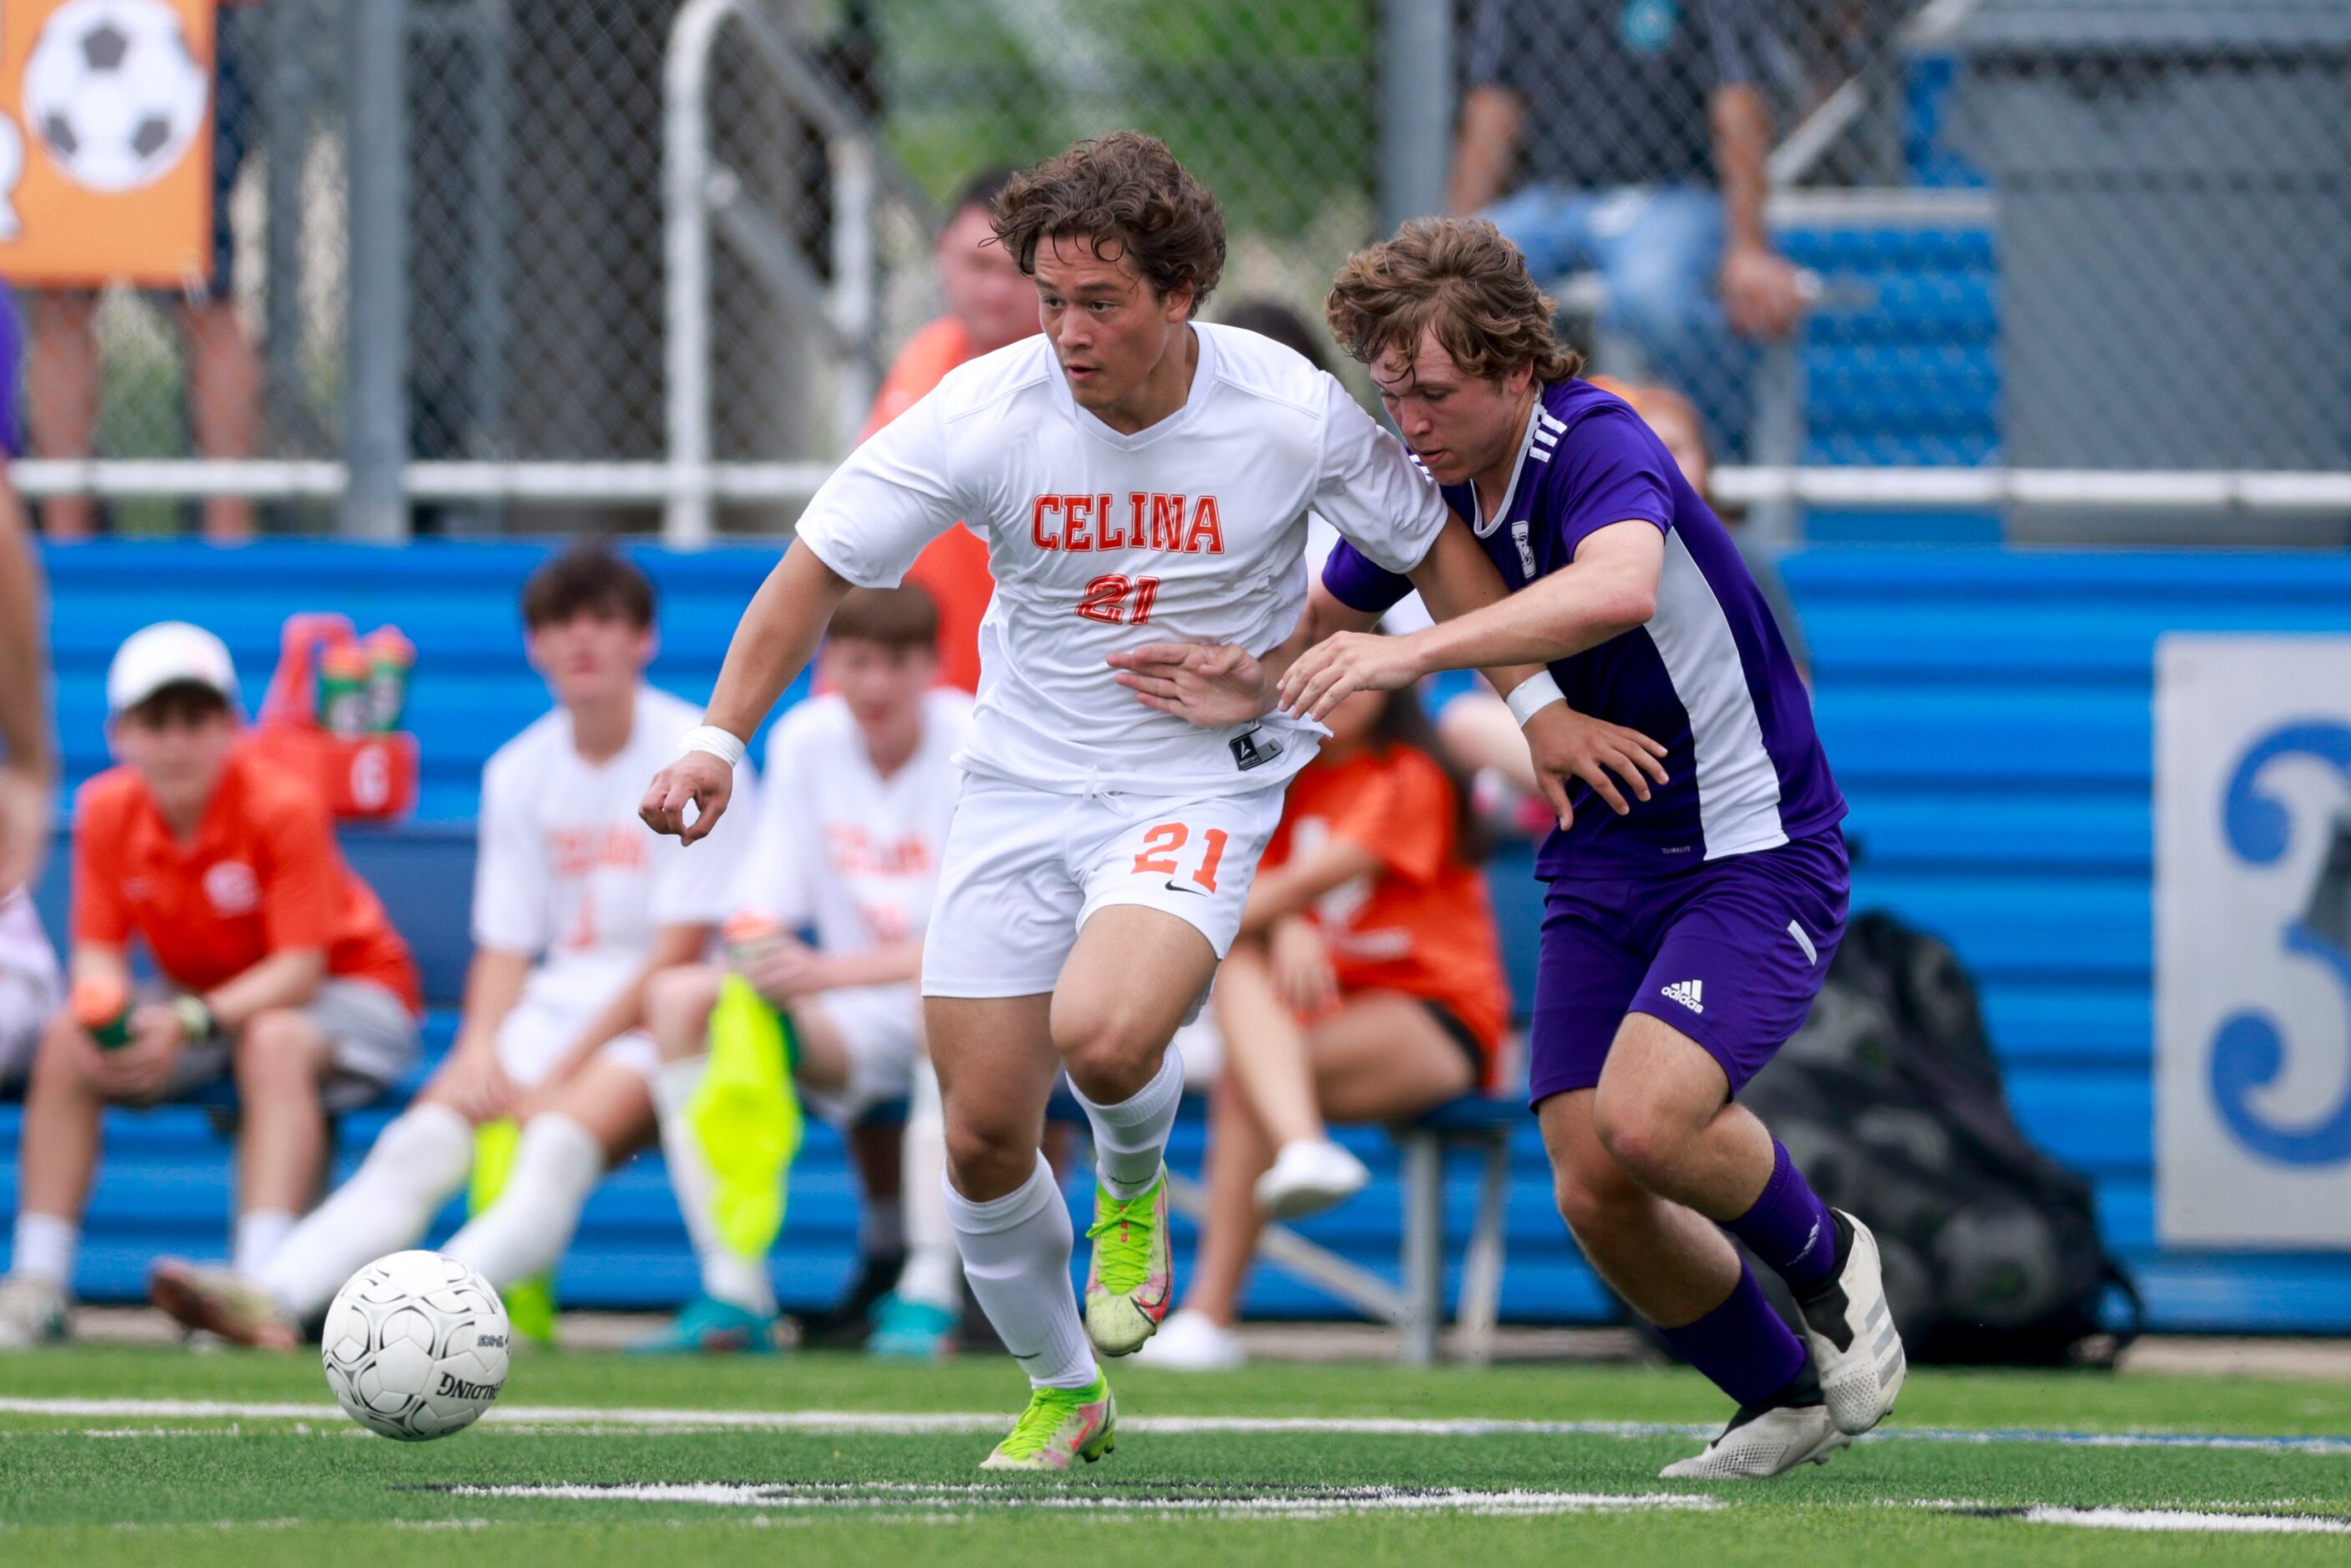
{"left": 640, "top": 542, "right": 852, "bottom": 844}
{"left": 0, "top": 486, "right": 53, "bottom": 892}
{"left": 1109, "top": 579, "right": 1375, "bottom": 725}
{"left": 1280, "top": 520, "right": 1663, "bottom": 719}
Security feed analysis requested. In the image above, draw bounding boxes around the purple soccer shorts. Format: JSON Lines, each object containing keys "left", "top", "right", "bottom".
{"left": 1527, "top": 827, "right": 1850, "bottom": 1105}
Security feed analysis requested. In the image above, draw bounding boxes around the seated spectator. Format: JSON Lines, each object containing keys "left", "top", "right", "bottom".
{"left": 867, "top": 165, "right": 1039, "bottom": 695}
{"left": 0, "top": 624, "right": 421, "bottom": 1348}
{"left": 149, "top": 546, "right": 752, "bottom": 1348}
{"left": 1140, "top": 680, "right": 1510, "bottom": 1372}
{"left": 635, "top": 585, "right": 969, "bottom": 1357}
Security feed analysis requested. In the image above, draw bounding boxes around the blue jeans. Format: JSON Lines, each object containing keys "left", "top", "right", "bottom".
{"left": 1482, "top": 183, "right": 1751, "bottom": 453}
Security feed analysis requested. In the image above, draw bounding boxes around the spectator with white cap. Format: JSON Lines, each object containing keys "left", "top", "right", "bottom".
{"left": 0, "top": 622, "right": 421, "bottom": 1348}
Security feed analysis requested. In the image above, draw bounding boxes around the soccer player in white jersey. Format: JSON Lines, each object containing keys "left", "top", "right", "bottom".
{"left": 642, "top": 133, "right": 1600, "bottom": 1470}
{"left": 152, "top": 546, "right": 755, "bottom": 1348}
{"left": 633, "top": 584, "right": 970, "bottom": 1354}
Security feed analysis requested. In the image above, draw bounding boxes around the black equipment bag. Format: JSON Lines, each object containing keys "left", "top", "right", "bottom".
{"left": 1736, "top": 911, "right": 2143, "bottom": 1367}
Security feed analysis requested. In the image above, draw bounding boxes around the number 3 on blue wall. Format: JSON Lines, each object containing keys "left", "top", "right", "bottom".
{"left": 2213, "top": 722, "right": 2351, "bottom": 1166}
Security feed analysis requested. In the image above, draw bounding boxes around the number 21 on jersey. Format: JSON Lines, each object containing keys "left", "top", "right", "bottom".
{"left": 1076, "top": 574, "right": 1159, "bottom": 626}
{"left": 1132, "top": 821, "right": 1227, "bottom": 891}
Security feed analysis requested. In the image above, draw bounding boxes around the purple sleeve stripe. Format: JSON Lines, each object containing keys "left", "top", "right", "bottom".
{"left": 1321, "top": 539, "right": 1413, "bottom": 615}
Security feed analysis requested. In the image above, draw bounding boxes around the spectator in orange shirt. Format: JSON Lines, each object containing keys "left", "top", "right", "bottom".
{"left": 0, "top": 623, "right": 420, "bottom": 1348}
{"left": 857, "top": 167, "right": 1040, "bottom": 694}
{"left": 1140, "top": 678, "right": 1511, "bottom": 1371}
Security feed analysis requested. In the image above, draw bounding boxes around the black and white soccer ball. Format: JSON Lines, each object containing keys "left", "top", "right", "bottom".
{"left": 22, "top": 0, "right": 210, "bottom": 195}
{"left": 321, "top": 1251, "right": 511, "bottom": 1442}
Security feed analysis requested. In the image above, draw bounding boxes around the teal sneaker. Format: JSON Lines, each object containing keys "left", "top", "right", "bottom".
{"left": 627, "top": 1293, "right": 776, "bottom": 1355}
{"left": 866, "top": 1292, "right": 958, "bottom": 1361}
{"left": 978, "top": 1374, "right": 1115, "bottom": 1471}
{"left": 1082, "top": 1168, "right": 1171, "bottom": 1357}
{"left": 0, "top": 1274, "right": 69, "bottom": 1349}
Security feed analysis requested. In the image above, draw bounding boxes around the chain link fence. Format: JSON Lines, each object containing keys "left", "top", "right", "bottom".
{"left": 11, "top": 1, "right": 2349, "bottom": 539}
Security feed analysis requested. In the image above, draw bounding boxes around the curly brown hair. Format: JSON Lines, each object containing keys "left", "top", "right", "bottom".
{"left": 992, "top": 132, "right": 1225, "bottom": 317}
{"left": 1325, "top": 218, "right": 1583, "bottom": 387}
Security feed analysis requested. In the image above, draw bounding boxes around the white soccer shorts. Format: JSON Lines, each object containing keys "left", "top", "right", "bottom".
{"left": 493, "top": 992, "right": 660, "bottom": 1087}
{"left": 795, "top": 982, "right": 923, "bottom": 1126}
{"left": 922, "top": 774, "right": 1286, "bottom": 1000}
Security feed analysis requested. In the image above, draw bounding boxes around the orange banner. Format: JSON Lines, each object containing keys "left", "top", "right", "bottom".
{"left": 0, "top": 0, "right": 215, "bottom": 287}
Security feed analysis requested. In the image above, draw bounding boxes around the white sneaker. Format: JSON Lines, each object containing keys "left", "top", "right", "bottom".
{"left": 1793, "top": 1211, "right": 1907, "bottom": 1435}
{"left": 1659, "top": 1400, "right": 1850, "bottom": 1479}
{"left": 1255, "top": 1139, "right": 1371, "bottom": 1222}
{"left": 1134, "top": 1308, "right": 1246, "bottom": 1372}
{"left": 0, "top": 1273, "right": 70, "bottom": 1349}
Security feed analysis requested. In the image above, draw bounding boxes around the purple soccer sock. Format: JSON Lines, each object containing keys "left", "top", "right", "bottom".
{"left": 1655, "top": 1260, "right": 1808, "bottom": 1409}
{"left": 1726, "top": 1140, "right": 1838, "bottom": 1291}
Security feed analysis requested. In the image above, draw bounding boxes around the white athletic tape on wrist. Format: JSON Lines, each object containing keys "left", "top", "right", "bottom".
{"left": 680, "top": 725, "right": 746, "bottom": 769}
{"left": 1504, "top": 671, "right": 1565, "bottom": 727}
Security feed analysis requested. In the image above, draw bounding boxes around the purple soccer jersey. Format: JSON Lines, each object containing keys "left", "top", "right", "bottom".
{"left": 1323, "top": 377, "right": 1845, "bottom": 879}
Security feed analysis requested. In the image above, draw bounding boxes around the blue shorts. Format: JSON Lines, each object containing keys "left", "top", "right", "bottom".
{"left": 1527, "top": 827, "right": 1849, "bottom": 1106}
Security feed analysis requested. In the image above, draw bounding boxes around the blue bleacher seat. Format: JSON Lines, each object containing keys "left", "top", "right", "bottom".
{"left": 15, "top": 540, "right": 2351, "bottom": 1336}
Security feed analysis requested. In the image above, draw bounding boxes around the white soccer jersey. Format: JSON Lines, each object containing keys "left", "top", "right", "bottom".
{"left": 735, "top": 689, "right": 969, "bottom": 955}
{"left": 793, "top": 324, "right": 1449, "bottom": 798}
{"left": 472, "top": 685, "right": 754, "bottom": 1010}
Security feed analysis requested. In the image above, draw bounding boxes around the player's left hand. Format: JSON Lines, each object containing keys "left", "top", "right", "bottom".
{"left": 1721, "top": 240, "right": 1805, "bottom": 340}
{"left": 1277, "top": 631, "right": 1426, "bottom": 721}
{"left": 1109, "top": 642, "right": 1275, "bottom": 727}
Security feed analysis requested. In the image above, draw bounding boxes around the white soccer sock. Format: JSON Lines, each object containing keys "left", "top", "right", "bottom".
{"left": 895, "top": 1062, "right": 963, "bottom": 1313}
{"left": 259, "top": 1102, "right": 474, "bottom": 1318}
{"left": 653, "top": 1056, "right": 776, "bottom": 1316}
{"left": 1072, "top": 1043, "right": 1184, "bottom": 1200}
{"left": 944, "top": 1153, "right": 1096, "bottom": 1390}
{"left": 10, "top": 1213, "right": 78, "bottom": 1290}
{"left": 442, "top": 1114, "right": 605, "bottom": 1291}
{"left": 232, "top": 1210, "right": 298, "bottom": 1277}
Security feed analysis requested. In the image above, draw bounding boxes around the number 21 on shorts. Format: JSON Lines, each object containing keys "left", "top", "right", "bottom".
{"left": 1132, "top": 821, "right": 1228, "bottom": 892}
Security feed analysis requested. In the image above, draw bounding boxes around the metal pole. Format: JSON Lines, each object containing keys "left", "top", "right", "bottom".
{"left": 664, "top": 0, "right": 732, "bottom": 548}
{"left": 1378, "top": 0, "right": 1454, "bottom": 233}
{"left": 343, "top": 0, "right": 410, "bottom": 539}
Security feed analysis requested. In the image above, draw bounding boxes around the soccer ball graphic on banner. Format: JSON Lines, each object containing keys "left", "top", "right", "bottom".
{"left": 22, "top": 0, "right": 210, "bottom": 195}
{"left": 321, "top": 1252, "right": 511, "bottom": 1442}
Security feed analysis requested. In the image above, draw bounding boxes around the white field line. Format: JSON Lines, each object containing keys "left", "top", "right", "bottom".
{"left": 440, "top": 1481, "right": 1722, "bottom": 1519}
{"left": 6, "top": 1398, "right": 2351, "bottom": 1456}
{"left": 2002, "top": 1506, "right": 2351, "bottom": 1536}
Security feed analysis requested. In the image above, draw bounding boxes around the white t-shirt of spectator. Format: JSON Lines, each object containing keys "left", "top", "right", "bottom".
{"left": 791, "top": 323, "right": 1449, "bottom": 800}
{"left": 472, "top": 685, "right": 754, "bottom": 1015}
{"left": 734, "top": 689, "right": 969, "bottom": 957}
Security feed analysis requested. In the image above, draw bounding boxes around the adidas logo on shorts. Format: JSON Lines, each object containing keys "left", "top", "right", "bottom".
{"left": 1660, "top": 979, "right": 1705, "bottom": 1014}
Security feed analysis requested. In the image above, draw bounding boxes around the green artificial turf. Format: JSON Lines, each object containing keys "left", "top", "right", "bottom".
{"left": 3, "top": 1344, "right": 2348, "bottom": 1565}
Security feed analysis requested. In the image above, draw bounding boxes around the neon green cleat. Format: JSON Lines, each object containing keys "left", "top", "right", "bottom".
{"left": 1082, "top": 1168, "right": 1172, "bottom": 1357}
{"left": 978, "top": 1374, "right": 1116, "bottom": 1472}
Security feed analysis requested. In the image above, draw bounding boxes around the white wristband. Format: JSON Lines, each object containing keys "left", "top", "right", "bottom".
{"left": 1504, "top": 671, "right": 1566, "bottom": 728}
{"left": 680, "top": 724, "right": 746, "bottom": 769}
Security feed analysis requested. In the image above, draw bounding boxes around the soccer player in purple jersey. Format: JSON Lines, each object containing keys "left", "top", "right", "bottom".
{"left": 1115, "top": 219, "right": 1904, "bottom": 1478}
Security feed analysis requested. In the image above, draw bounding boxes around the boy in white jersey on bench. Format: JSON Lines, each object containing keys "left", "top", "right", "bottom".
{"left": 153, "top": 545, "right": 755, "bottom": 1346}
{"left": 642, "top": 133, "right": 1607, "bottom": 1469}
{"left": 634, "top": 584, "right": 971, "bottom": 1355}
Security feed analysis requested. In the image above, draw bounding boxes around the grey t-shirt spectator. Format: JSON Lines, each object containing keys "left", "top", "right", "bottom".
{"left": 1467, "top": 0, "right": 1767, "bottom": 190}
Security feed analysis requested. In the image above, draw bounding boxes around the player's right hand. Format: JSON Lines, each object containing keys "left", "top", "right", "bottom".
{"left": 1521, "top": 702, "right": 1669, "bottom": 829}
{"left": 640, "top": 752, "right": 733, "bottom": 844}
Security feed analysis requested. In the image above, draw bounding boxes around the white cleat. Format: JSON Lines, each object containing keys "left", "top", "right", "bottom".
{"left": 1794, "top": 1210, "right": 1908, "bottom": 1435}
{"left": 1255, "top": 1138, "right": 1371, "bottom": 1222}
{"left": 1660, "top": 1400, "right": 1851, "bottom": 1480}
{"left": 1134, "top": 1308, "right": 1246, "bottom": 1372}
